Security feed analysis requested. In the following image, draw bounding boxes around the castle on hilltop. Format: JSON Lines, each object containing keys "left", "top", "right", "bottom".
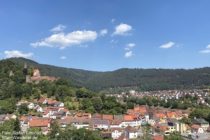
{"left": 24, "top": 64, "right": 57, "bottom": 83}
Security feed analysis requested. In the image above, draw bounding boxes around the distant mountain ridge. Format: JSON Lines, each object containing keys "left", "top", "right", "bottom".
{"left": 3, "top": 57, "right": 210, "bottom": 91}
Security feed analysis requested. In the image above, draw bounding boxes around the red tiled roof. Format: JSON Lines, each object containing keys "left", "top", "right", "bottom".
{"left": 60, "top": 116, "right": 91, "bottom": 125}
{"left": 123, "top": 115, "right": 134, "bottom": 121}
{"left": 152, "top": 135, "right": 164, "bottom": 140}
{"left": 102, "top": 114, "right": 114, "bottom": 121}
{"left": 134, "top": 106, "right": 147, "bottom": 114}
{"left": 20, "top": 116, "right": 28, "bottom": 121}
{"left": 191, "top": 124, "right": 201, "bottom": 129}
{"left": 111, "top": 119, "right": 122, "bottom": 125}
{"left": 38, "top": 97, "right": 47, "bottom": 103}
{"left": 159, "top": 125, "right": 168, "bottom": 131}
{"left": 47, "top": 99, "right": 58, "bottom": 105}
{"left": 29, "top": 118, "right": 51, "bottom": 127}
{"left": 155, "top": 113, "right": 166, "bottom": 119}
{"left": 19, "top": 116, "right": 38, "bottom": 122}
{"left": 75, "top": 112, "right": 91, "bottom": 119}
{"left": 92, "top": 113, "right": 102, "bottom": 119}
{"left": 44, "top": 107, "right": 62, "bottom": 111}
{"left": 166, "top": 112, "right": 177, "bottom": 118}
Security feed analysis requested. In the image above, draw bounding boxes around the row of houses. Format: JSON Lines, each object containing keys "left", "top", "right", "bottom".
{"left": 14, "top": 98, "right": 210, "bottom": 139}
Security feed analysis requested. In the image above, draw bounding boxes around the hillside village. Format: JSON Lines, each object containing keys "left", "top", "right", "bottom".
{"left": 1, "top": 65, "right": 210, "bottom": 140}
{"left": 0, "top": 70, "right": 210, "bottom": 140}
{"left": 1, "top": 97, "right": 210, "bottom": 140}
{"left": 109, "top": 89, "right": 210, "bottom": 107}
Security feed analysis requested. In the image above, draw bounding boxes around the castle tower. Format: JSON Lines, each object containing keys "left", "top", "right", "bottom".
{"left": 33, "top": 69, "right": 41, "bottom": 77}
{"left": 23, "top": 63, "right": 31, "bottom": 83}
{"left": 23, "top": 63, "right": 28, "bottom": 75}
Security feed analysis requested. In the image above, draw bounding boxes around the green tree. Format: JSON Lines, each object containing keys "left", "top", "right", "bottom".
{"left": 55, "top": 85, "right": 69, "bottom": 101}
{"left": 32, "top": 88, "right": 41, "bottom": 99}
{"left": 180, "top": 117, "right": 192, "bottom": 125}
{"left": 24, "top": 128, "right": 48, "bottom": 140}
{"left": 0, "top": 98, "right": 16, "bottom": 114}
{"left": 141, "top": 124, "right": 151, "bottom": 140}
{"left": 21, "top": 83, "right": 33, "bottom": 99}
{"left": 91, "top": 97, "right": 103, "bottom": 112}
{"left": 0, "top": 119, "right": 15, "bottom": 139}
{"left": 13, "top": 118, "right": 21, "bottom": 140}
{"left": 80, "top": 98, "right": 95, "bottom": 113}
{"left": 18, "top": 104, "right": 29, "bottom": 115}
{"left": 165, "top": 132, "right": 184, "bottom": 140}
{"left": 76, "top": 88, "right": 93, "bottom": 98}
{"left": 55, "top": 79, "right": 71, "bottom": 86}
{"left": 49, "top": 121, "right": 61, "bottom": 140}
{"left": 58, "top": 128, "right": 103, "bottom": 140}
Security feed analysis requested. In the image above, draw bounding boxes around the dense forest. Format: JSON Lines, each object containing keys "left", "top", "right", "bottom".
{"left": 6, "top": 57, "right": 210, "bottom": 91}
{"left": 0, "top": 59, "right": 126, "bottom": 115}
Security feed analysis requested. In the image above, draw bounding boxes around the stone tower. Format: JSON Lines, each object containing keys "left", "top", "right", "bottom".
{"left": 23, "top": 63, "right": 28, "bottom": 75}
{"left": 33, "top": 69, "right": 41, "bottom": 77}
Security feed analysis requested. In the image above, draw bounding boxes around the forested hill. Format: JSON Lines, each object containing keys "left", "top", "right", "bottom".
{"left": 2, "top": 57, "right": 210, "bottom": 91}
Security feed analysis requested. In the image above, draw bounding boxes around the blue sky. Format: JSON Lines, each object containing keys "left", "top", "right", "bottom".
{"left": 0, "top": 0, "right": 210, "bottom": 71}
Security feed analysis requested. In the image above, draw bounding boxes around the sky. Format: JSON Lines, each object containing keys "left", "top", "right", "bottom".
{"left": 0, "top": 0, "right": 210, "bottom": 71}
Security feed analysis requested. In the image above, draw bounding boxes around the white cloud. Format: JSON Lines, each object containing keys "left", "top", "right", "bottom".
{"left": 200, "top": 49, "right": 210, "bottom": 54}
{"left": 200, "top": 44, "right": 210, "bottom": 54}
{"left": 124, "top": 43, "right": 135, "bottom": 58}
{"left": 124, "top": 50, "right": 133, "bottom": 58}
{"left": 100, "top": 29, "right": 108, "bottom": 36}
{"left": 113, "top": 23, "right": 132, "bottom": 36}
{"left": 127, "top": 43, "right": 136, "bottom": 47}
{"left": 160, "top": 41, "right": 175, "bottom": 49}
{"left": 60, "top": 56, "right": 67, "bottom": 60}
{"left": 50, "top": 24, "right": 66, "bottom": 32}
{"left": 31, "top": 30, "right": 97, "bottom": 49}
{"left": 125, "top": 43, "right": 136, "bottom": 50}
{"left": 4, "top": 50, "right": 33, "bottom": 58}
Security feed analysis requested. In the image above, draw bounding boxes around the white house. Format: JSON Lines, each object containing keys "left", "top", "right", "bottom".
{"left": 145, "top": 115, "right": 150, "bottom": 122}
{"left": 38, "top": 98, "right": 48, "bottom": 104}
{"left": 193, "top": 118, "right": 209, "bottom": 131}
{"left": 59, "top": 117, "right": 90, "bottom": 129}
{"left": 42, "top": 111, "right": 50, "bottom": 118}
{"left": 27, "top": 103, "right": 35, "bottom": 109}
{"left": 92, "top": 119, "right": 110, "bottom": 130}
{"left": 54, "top": 102, "right": 64, "bottom": 107}
{"left": 191, "top": 125, "right": 204, "bottom": 134}
{"left": 110, "top": 123, "right": 122, "bottom": 128}
{"left": 148, "top": 119, "right": 156, "bottom": 126}
{"left": 111, "top": 128, "right": 124, "bottom": 139}
{"left": 35, "top": 105, "right": 43, "bottom": 112}
{"left": 121, "top": 120, "right": 142, "bottom": 127}
{"left": 73, "top": 122, "right": 90, "bottom": 129}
